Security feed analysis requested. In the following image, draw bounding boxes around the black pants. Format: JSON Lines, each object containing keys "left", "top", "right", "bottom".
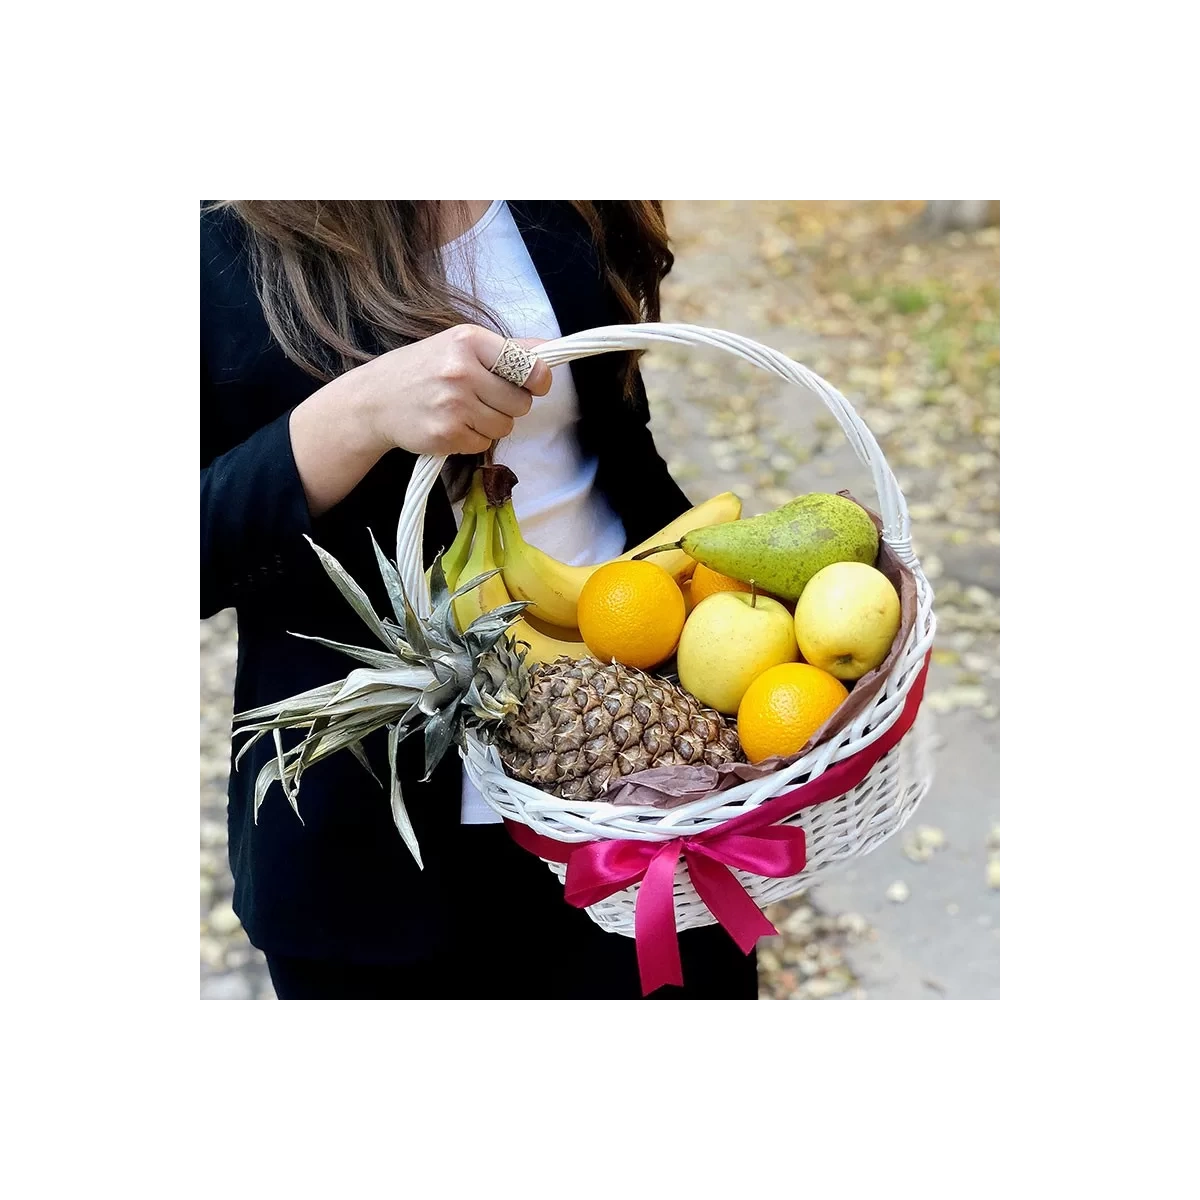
{"left": 265, "top": 824, "right": 759, "bottom": 1000}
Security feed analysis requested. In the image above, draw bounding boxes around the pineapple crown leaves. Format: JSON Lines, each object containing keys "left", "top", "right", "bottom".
{"left": 231, "top": 532, "right": 531, "bottom": 868}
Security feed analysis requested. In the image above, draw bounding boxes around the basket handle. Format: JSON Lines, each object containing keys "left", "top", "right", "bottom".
{"left": 397, "top": 322, "right": 913, "bottom": 615}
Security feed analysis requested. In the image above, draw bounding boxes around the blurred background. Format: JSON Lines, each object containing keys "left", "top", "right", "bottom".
{"left": 200, "top": 199, "right": 1000, "bottom": 1000}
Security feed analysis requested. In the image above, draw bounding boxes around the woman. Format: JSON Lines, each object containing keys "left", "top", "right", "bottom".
{"left": 201, "top": 200, "right": 759, "bottom": 1000}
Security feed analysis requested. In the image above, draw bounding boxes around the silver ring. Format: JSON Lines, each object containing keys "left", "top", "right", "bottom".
{"left": 489, "top": 339, "right": 539, "bottom": 388}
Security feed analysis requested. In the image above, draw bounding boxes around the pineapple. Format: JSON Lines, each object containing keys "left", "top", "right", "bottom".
{"left": 232, "top": 531, "right": 533, "bottom": 868}
{"left": 233, "top": 525, "right": 743, "bottom": 868}
{"left": 500, "top": 657, "right": 743, "bottom": 801}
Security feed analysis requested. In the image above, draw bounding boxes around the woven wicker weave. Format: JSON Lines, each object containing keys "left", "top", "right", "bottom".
{"left": 395, "top": 323, "right": 936, "bottom": 938}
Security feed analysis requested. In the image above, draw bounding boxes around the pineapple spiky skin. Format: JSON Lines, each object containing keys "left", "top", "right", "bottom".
{"left": 497, "top": 657, "right": 743, "bottom": 801}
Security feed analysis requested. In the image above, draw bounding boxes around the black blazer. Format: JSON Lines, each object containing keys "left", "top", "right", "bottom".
{"left": 201, "top": 201, "right": 692, "bottom": 963}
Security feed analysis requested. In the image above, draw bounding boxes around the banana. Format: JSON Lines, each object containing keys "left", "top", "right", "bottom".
{"left": 452, "top": 505, "right": 510, "bottom": 632}
{"left": 522, "top": 611, "right": 584, "bottom": 641}
{"left": 495, "top": 499, "right": 593, "bottom": 627}
{"left": 509, "top": 614, "right": 588, "bottom": 665}
{"left": 428, "top": 472, "right": 486, "bottom": 592}
{"left": 622, "top": 491, "right": 743, "bottom": 578}
{"left": 454, "top": 504, "right": 588, "bottom": 665}
{"left": 495, "top": 491, "right": 743, "bottom": 629}
{"left": 439, "top": 504, "right": 477, "bottom": 593}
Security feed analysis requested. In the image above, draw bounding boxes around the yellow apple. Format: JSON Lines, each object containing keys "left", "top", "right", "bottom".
{"left": 677, "top": 591, "right": 799, "bottom": 714}
{"left": 794, "top": 562, "right": 900, "bottom": 681}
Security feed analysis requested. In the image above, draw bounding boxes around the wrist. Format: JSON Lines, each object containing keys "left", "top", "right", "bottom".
{"left": 337, "top": 359, "right": 394, "bottom": 460}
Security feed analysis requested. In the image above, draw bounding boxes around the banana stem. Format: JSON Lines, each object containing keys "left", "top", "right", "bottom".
{"left": 481, "top": 463, "right": 518, "bottom": 507}
{"left": 630, "top": 540, "right": 684, "bottom": 561}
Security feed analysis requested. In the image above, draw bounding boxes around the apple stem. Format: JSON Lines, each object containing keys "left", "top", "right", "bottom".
{"left": 750, "top": 580, "right": 758, "bottom": 609}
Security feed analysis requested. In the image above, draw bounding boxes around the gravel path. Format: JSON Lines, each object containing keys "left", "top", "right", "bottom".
{"left": 200, "top": 201, "right": 999, "bottom": 1000}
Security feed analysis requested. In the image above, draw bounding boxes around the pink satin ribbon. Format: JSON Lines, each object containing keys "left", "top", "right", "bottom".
{"left": 506, "top": 653, "right": 931, "bottom": 995}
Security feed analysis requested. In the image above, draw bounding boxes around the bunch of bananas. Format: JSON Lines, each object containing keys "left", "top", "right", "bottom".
{"left": 440, "top": 471, "right": 742, "bottom": 664}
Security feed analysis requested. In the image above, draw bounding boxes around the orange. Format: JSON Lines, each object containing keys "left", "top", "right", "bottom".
{"left": 736, "top": 663, "right": 849, "bottom": 764}
{"left": 688, "top": 562, "right": 753, "bottom": 605}
{"left": 577, "top": 560, "right": 686, "bottom": 670}
{"left": 681, "top": 577, "right": 696, "bottom": 614}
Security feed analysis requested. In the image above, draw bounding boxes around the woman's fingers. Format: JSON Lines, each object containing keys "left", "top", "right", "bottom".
{"left": 437, "top": 325, "right": 554, "bottom": 450}
{"left": 509, "top": 337, "right": 553, "bottom": 397}
{"left": 457, "top": 429, "right": 493, "bottom": 454}
{"left": 456, "top": 325, "right": 553, "bottom": 399}
{"left": 474, "top": 369, "right": 535, "bottom": 418}
{"left": 464, "top": 397, "right": 516, "bottom": 443}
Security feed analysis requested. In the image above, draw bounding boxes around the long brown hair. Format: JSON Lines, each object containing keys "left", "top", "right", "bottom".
{"left": 209, "top": 201, "right": 671, "bottom": 397}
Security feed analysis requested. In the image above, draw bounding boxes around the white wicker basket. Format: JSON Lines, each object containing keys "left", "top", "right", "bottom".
{"left": 394, "top": 323, "right": 936, "bottom": 978}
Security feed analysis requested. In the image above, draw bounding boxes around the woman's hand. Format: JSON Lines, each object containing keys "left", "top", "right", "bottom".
{"left": 359, "top": 324, "right": 552, "bottom": 456}
{"left": 289, "top": 325, "right": 552, "bottom": 517}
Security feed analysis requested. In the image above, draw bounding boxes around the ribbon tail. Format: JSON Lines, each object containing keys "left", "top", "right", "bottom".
{"left": 687, "top": 852, "right": 779, "bottom": 955}
{"left": 634, "top": 842, "right": 685, "bottom": 996}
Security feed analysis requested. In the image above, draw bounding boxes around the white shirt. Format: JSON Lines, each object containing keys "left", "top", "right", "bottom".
{"left": 440, "top": 201, "right": 626, "bottom": 823}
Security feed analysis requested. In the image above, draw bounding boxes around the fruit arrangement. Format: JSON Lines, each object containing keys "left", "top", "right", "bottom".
{"left": 452, "top": 466, "right": 904, "bottom": 770}
{"left": 234, "top": 462, "right": 909, "bottom": 863}
{"left": 538, "top": 482, "right": 904, "bottom": 771}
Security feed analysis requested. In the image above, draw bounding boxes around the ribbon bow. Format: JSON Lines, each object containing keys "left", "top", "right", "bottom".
{"left": 506, "top": 653, "right": 930, "bottom": 995}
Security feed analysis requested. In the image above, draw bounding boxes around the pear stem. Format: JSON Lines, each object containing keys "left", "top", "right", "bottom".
{"left": 750, "top": 580, "right": 758, "bottom": 609}
{"left": 630, "top": 540, "right": 684, "bottom": 561}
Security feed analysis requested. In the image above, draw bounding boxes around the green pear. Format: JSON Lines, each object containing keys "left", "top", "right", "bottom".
{"left": 680, "top": 494, "right": 879, "bottom": 601}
